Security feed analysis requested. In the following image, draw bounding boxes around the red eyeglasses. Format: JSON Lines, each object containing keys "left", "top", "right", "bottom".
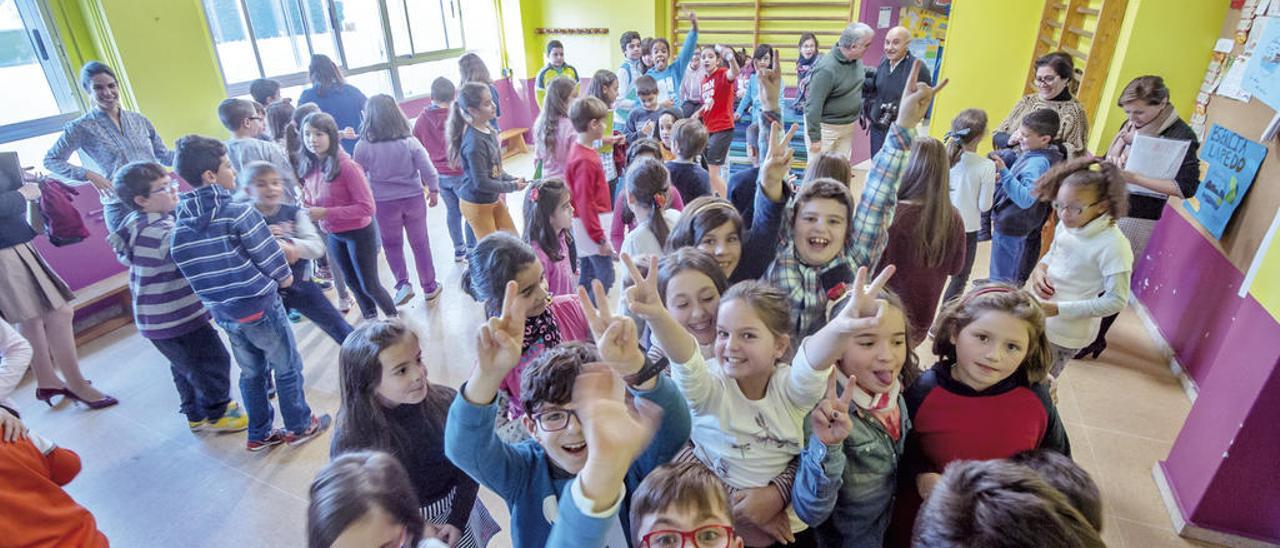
{"left": 640, "top": 525, "right": 735, "bottom": 547}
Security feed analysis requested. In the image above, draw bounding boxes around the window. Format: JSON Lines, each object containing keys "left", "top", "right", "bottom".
{"left": 0, "top": 0, "right": 84, "bottom": 146}
{"left": 202, "top": 0, "right": 497, "bottom": 102}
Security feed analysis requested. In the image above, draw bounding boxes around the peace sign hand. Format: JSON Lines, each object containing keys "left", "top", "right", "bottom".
{"left": 829, "top": 265, "right": 895, "bottom": 335}
{"left": 896, "top": 59, "right": 950, "bottom": 129}
{"left": 578, "top": 281, "right": 646, "bottom": 377}
{"left": 475, "top": 281, "right": 526, "bottom": 377}
{"left": 811, "top": 373, "right": 856, "bottom": 446}
{"left": 760, "top": 122, "right": 800, "bottom": 202}
{"left": 621, "top": 254, "right": 667, "bottom": 322}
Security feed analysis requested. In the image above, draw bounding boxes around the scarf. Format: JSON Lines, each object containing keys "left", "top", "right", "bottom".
{"left": 1105, "top": 103, "right": 1178, "bottom": 168}
{"left": 521, "top": 305, "right": 562, "bottom": 354}
{"left": 845, "top": 378, "right": 904, "bottom": 441}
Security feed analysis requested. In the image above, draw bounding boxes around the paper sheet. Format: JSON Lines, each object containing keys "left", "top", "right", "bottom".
{"left": 1123, "top": 134, "right": 1191, "bottom": 197}
{"left": 1218, "top": 55, "right": 1255, "bottom": 101}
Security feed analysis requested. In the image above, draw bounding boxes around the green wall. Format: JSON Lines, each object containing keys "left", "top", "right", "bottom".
{"left": 506, "top": 0, "right": 660, "bottom": 80}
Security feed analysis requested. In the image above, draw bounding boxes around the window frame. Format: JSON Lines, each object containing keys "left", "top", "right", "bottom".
{"left": 0, "top": 0, "right": 86, "bottom": 143}
{"left": 202, "top": 0, "right": 469, "bottom": 101}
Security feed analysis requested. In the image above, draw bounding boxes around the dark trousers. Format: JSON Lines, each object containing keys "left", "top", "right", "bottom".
{"left": 281, "top": 280, "right": 354, "bottom": 344}
{"left": 149, "top": 322, "right": 233, "bottom": 422}
{"left": 327, "top": 222, "right": 397, "bottom": 319}
{"left": 1018, "top": 229, "right": 1043, "bottom": 285}
{"left": 943, "top": 231, "right": 979, "bottom": 304}
{"left": 870, "top": 125, "right": 888, "bottom": 158}
{"left": 578, "top": 255, "right": 615, "bottom": 302}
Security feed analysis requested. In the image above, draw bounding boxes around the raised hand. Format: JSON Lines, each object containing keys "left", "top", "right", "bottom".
{"left": 828, "top": 265, "right": 895, "bottom": 334}
{"left": 577, "top": 280, "right": 645, "bottom": 377}
{"left": 896, "top": 59, "right": 949, "bottom": 129}
{"left": 760, "top": 122, "right": 800, "bottom": 202}
{"left": 573, "top": 363, "right": 665, "bottom": 511}
{"left": 811, "top": 373, "right": 856, "bottom": 445}
{"left": 621, "top": 254, "right": 666, "bottom": 321}
{"left": 466, "top": 281, "right": 527, "bottom": 404}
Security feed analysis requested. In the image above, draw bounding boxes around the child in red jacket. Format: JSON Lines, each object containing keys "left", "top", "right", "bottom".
{"left": 0, "top": 418, "right": 109, "bottom": 547}
{"left": 565, "top": 96, "right": 616, "bottom": 299}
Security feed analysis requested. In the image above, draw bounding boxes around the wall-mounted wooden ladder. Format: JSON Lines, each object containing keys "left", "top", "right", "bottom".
{"left": 1027, "top": 0, "right": 1129, "bottom": 123}
{"left": 668, "top": 0, "right": 856, "bottom": 79}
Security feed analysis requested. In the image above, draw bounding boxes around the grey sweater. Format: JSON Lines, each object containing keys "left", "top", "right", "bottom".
{"left": 803, "top": 48, "right": 867, "bottom": 142}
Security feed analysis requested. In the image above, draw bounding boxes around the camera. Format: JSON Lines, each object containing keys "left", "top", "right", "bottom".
{"left": 876, "top": 102, "right": 898, "bottom": 128}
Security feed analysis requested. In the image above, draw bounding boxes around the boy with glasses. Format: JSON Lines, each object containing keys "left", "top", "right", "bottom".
{"left": 218, "top": 98, "right": 299, "bottom": 203}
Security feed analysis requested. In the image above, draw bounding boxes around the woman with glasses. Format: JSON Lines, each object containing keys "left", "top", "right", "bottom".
{"left": 992, "top": 52, "right": 1089, "bottom": 160}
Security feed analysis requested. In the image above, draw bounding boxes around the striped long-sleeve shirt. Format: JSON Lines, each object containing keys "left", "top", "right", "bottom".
{"left": 108, "top": 210, "right": 209, "bottom": 339}
{"left": 170, "top": 184, "right": 291, "bottom": 323}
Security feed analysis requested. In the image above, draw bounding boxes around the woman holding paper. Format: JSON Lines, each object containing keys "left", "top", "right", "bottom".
{"left": 1075, "top": 75, "right": 1201, "bottom": 360}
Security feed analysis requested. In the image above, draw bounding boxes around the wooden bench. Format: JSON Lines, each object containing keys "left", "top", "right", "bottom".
{"left": 70, "top": 271, "right": 132, "bottom": 346}
{"left": 499, "top": 127, "right": 529, "bottom": 159}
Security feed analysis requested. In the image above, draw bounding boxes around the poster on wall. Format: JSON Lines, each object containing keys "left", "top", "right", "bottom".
{"left": 1243, "top": 16, "right": 1280, "bottom": 111}
{"left": 1185, "top": 124, "right": 1269, "bottom": 239}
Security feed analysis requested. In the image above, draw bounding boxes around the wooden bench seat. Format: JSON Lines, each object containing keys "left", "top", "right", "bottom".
{"left": 499, "top": 127, "right": 529, "bottom": 159}
{"left": 70, "top": 271, "right": 132, "bottom": 346}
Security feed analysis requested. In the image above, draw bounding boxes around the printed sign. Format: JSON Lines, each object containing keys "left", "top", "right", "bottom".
{"left": 1185, "top": 124, "right": 1269, "bottom": 239}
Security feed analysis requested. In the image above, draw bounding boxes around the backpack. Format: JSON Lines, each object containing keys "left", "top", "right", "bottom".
{"left": 37, "top": 177, "right": 89, "bottom": 246}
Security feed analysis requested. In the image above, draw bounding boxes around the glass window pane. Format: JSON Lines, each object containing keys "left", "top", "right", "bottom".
{"left": 12, "top": 132, "right": 82, "bottom": 175}
{"left": 398, "top": 58, "right": 459, "bottom": 99}
{"left": 0, "top": 1, "right": 70, "bottom": 125}
{"left": 345, "top": 69, "right": 393, "bottom": 98}
{"left": 300, "top": 0, "right": 338, "bottom": 60}
{"left": 203, "top": 0, "right": 261, "bottom": 84}
{"left": 333, "top": 0, "right": 388, "bottom": 68}
{"left": 384, "top": 0, "right": 411, "bottom": 58}
{"left": 441, "top": 0, "right": 463, "bottom": 50}
{"left": 405, "top": 0, "right": 446, "bottom": 54}
{"left": 245, "top": 0, "right": 309, "bottom": 77}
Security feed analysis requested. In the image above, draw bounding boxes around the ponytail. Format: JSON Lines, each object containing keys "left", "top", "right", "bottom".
{"left": 447, "top": 82, "right": 489, "bottom": 170}
{"left": 946, "top": 108, "right": 988, "bottom": 168}
{"left": 1033, "top": 157, "right": 1130, "bottom": 221}
{"left": 624, "top": 157, "right": 673, "bottom": 245}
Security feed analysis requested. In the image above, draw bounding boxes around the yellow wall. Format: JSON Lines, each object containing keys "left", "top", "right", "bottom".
{"left": 1088, "top": 0, "right": 1227, "bottom": 152}
{"left": 509, "top": 0, "right": 660, "bottom": 80}
{"left": 927, "top": 0, "right": 1042, "bottom": 148}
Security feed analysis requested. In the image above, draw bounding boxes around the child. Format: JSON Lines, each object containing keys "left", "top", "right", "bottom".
{"left": 447, "top": 82, "right": 527, "bottom": 239}
{"left": 628, "top": 257, "right": 894, "bottom": 546}
{"left": 109, "top": 161, "right": 246, "bottom": 432}
{"left": 609, "top": 138, "right": 687, "bottom": 252}
{"left": 1028, "top": 158, "right": 1133, "bottom": 378}
{"left": 533, "top": 76, "right": 580, "bottom": 180}
{"left": 941, "top": 108, "right": 996, "bottom": 304}
{"left": 912, "top": 459, "right": 1104, "bottom": 548}
{"left": 619, "top": 157, "right": 681, "bottom": 265}
{"left": 624, "top": 75, "right": 669, "bottom": 144}
{"left": 887, "top": 284, "right": 1070, "bottom": 545}
{"left": 666, "top": 118, "right": 712, "bottom": 201}
{"left": 0, "top": 426, "right": 108, "bottom": 547}
{"left": 459, "top": 53, "right": 502, "bottom": 130}
{"left": 587, "top": 70, "right": 625, "bottom": 196}
{"left": 462, "top": 233, "right": 591, "bottom": 420}
{"left": 753, "top": 46, "right": 783, "bottom": 159}
{"left": 523, "top": 178, "right": 578, "bottom": 297}
{"left": 266, "top": 100, "right": 295, "bottom": 145}
{"left": 299, "top": 112, "right": 399, "bottom": 320}
{"left": 644, "top": 247, "right": 727, "bottom": 362}
{"left": 680, "top": 53, "right": 706, "bottom": 119}
{"left": 219, "top": 98, "right": 299, "bottom": 203}
{"left": 803, "top": 152, "right": 852, "bottom": 186}
{"left": 169, "top": 135, "right": 330, "bottom": 451}
{"left": 877, "top": 137, "right": 967, "bottom": 340}
{"left": 332, "top": 320, "right": 499, "bottom": 547}
{"left": 988, "top": 108, "right": 1063, "bottom": 285}
{"left": 445, "top": 298, "right": 691, "bottom": 547}
{"left": 354, "top": 94, "right": 442, "bottom": 305}
{"left": 0, "top": 322, "right": 30, "bottom": 414}
{"left": 791, "top": 33, "right": 820, "bottom": 115}
{"left": 308, "top": 451, "right": 458, "bottom": 547}
{"left": 658, "top": 109, "right": 680, "bottom": 160}
{"left": 240, "top": 161, "right": 354, "bottom": 345}
{"left": 565, "top": 96, "right": 616, "bottom": 296}
{"left": 250, "top": 77, "right": 283, "bottom": 106}
{"left": 414, "top": 77, "right": 474, "bottom": 262}
{"left": 697, "top": 45, "right": 741, "bottom": 197}
{"left": 535, "top": 40, "right": 580, "bottom": 106}
{"left": 1008, "top": 449, "right": 1104, "bottom": 531}
{"left": 643, "top": 11, "right": 700, "bottom": 109}
{"left": 616, "top": 31, "right": 645, "bottom": 115}
{"left": 640, "top": 37, "right": 656, "bottom": 73}
{"left": 792, "top": 289, "right": 917, "bottom": 547}
{"left": 286, "top": 103, "right": 352, "bottom": 308}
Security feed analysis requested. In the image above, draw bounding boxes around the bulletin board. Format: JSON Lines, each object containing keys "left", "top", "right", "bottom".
{"left": 1186, "top": 6, "right": 1280, "bottom": 273}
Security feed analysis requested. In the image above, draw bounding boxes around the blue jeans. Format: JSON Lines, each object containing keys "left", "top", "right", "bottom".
{"left": 439, "top": 176, "right": 476, "bottom": 256}
{"left": 149, "top": 322, "right": 232, "bottom": 422}
{"left": 328, "top": 223, "right": 397, "bottom": 319}
{"left": 281, "top": 280, "right": 353, "bottom": 344}
{"left": 989, "top": 230, "right": 1025, "bottom": 283}
{"left": 578, "top": 255, "right": 615, "bottom": 303}
{"left": 215, "top": 300, "right": 312, "bottom": 441}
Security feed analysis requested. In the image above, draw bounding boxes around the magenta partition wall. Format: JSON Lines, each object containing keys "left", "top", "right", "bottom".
{"left": 32, "top": 185, "right": 126, "bottom": 292}
{"left": 1136, "top": 207, "right": 1280, "bottom": 543}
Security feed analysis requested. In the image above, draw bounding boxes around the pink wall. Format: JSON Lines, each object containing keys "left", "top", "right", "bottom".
{"left": 32, "top": 185, "right": 125, "bottom": 292}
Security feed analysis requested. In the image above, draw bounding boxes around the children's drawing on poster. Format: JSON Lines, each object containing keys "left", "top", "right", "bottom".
{"left": 1185, "top": 125, "right": 1269, "bottom": 239}
{"left": 1243, "top": 16, "right": 1280, "bottom": 111}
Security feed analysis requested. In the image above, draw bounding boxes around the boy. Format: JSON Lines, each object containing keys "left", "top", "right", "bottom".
{"left": 169, "top": 135, "right": 330, "bottom": 452}
{"left": 566, "top": 96, "right": 616, "bottom": 296}
{"left": 445, "top": 330, "right": 691, "bottom": 548}
{"left": 108, "top": 161, "right": 247, "bottom": 434}
{"left": 913, "top": 459, "right": 1105, "bottom": 547}
{"left": 535, "top": 40, "right": 580, "bottom": 105}
{"left": 616, "top": 31, "right": 644, "bottom": 115}
{"left": 989, "top": 108, "right": 1062, "bottom": 284}
{"left": 249, "top": 78, "right": 284, "bottom": 106}
{"left": 624, "top": 76, "right": 670, "bottom": 144}
{"left": 696, "top": 46, "right": 741, "bottom": 197}
{"left": 413, "top": 77, "right": 475, "bottom": 262}
{"left": 218, "top": 98, "right": 299, "bottom": 203}
{"left": 666, "top": 118, "right": 711, "bottom": 201}
{"left": 546, "top": 364, "right": 742, "bottom": 547}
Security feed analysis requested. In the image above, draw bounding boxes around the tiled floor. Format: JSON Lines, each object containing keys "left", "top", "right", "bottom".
{"left": 7, "top": 154, "right": 1213, "bottom": 547}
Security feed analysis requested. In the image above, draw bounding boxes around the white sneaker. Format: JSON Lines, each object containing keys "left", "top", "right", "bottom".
{"left": 424, "top": 284, "right": 443, "bottom": 302}
{"left": 394, "top": 284, "right": 415, "bottom": 305}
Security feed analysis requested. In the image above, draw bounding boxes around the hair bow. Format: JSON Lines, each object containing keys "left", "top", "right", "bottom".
{"left": 528, "top": 183, "right": 541, "bottom": 202}
{"left": 944, "top": 127, "right": 972, "bottom": 141}
{"left": 654, "top": 191, "right": 667, "bottom": 209}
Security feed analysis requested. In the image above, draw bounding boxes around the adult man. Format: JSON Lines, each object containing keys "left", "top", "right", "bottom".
{"left": 866, "top": 26, "right": 932, "bottom": 155}
{"left": 804, "top": 22, "right": 875, "bottom": 161}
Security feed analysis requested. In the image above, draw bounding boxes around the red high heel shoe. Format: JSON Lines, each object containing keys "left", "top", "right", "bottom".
{"left": 35, "top": 387, "right": 69, "bottom": 407}
{"left": 63, "top": 387, "right": 119, "bottom": 410}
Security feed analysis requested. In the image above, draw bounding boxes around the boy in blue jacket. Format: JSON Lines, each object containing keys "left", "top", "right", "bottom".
{"left": 445, "top": 283, "right": 691, "bottom": 547}
{"left": 988, "top": 108, "right": 1063, "bottom": 284}
{"left": 169, "top": 135, "right": 330, "bottom": 452}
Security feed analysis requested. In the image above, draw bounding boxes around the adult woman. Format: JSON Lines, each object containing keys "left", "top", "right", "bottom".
{"left": 44, "top": 61, "right": 173, "bottom": 232}
{"left": 1, "top": 166, "right": 117, "bottom": 409}
{"left": 298, "top": 54, "right": 367, "bottom": 155}
{"left": 994, "top": 52, "right": 1089, "bottom": 159}
{"left": 1076, "top": 75, "right": 1200, "bottom": 359}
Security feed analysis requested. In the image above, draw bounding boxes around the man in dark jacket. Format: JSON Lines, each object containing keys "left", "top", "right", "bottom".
{"left": 865, "top": 26, "right": 932, "bottom": 156}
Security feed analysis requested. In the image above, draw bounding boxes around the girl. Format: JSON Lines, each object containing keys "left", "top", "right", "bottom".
{"left": 266, "top": 100, "right": 295, "bottom": 146}
{"left": 791, "top": 33, "right": 820, "bottom": 115}
{"left": 680, "top": 53, "right": 706, "bottom": 119}
{"left": 803, "top": 152, "right": 852, "bottom": 186}
{"left": 354, "top": 94, "right": 442, "bottom": 305}
{"left": 532, "top": 76, "right": 578, "bottom": 180}
{"left": 288, "top": 102, "right": 352, "bottom": 310}
{"left": 942, "top": 109, "right": 996, "bottom": 305}
{"left": 462, "top": 233, "right": 590, "bottom": 422}
{"left": 609, "top": 141, "right": 687, "bottom": 252}
{"left": 888, "top": 284, "right": 1070, "bottom": 545}
{"left": 240, "top": 162, "right": 353, "bottom": 345}
{"left": 640, "top": 37, "right": 656, "bottom": 73}
{"left": 658, "top": 110, "right": 680, "bottom": 160}
{"left": 459, "top": 53, "right": 501, "bottom": 130}
{"left": 587, "top": 69, "right": 625, "bottom": 196}
{"left": 877, "top": 137, "right": 967, "bottom": 340}
{"left": 793, "top": 289, "right": 918, "bottom": 547}
{"left": 1029, "top": 158, "right": 1133, "bottom": 378}
{"left": 619, "top": 157, "right": 681, "bottom": 267}
{"left": 298, "top": 111, "right": 398, "bottom": 320}
{"left": 522, "top": 178, "right": 577, "bottom": 297}
{"left": 645, "top": 11, "right": 699, "bottom": 109}
{"left": 308, "top": 451, "right": 457, "bottom": 548}
{"left": 644, "top": 247, "right": 727, "bottom": 362}
{"left": 446, "top": 83, "right": 527, "bottom": 239}
{"left": 627, "top": 255, "right": 894, "bottom": 546}
{"left": 331, "top": 320, "right": 498, "bottom": 547}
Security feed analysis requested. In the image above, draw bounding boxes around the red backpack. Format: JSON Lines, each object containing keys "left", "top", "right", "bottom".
{"left": 37, "top": 177, "right": 90, "bottom": 246}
